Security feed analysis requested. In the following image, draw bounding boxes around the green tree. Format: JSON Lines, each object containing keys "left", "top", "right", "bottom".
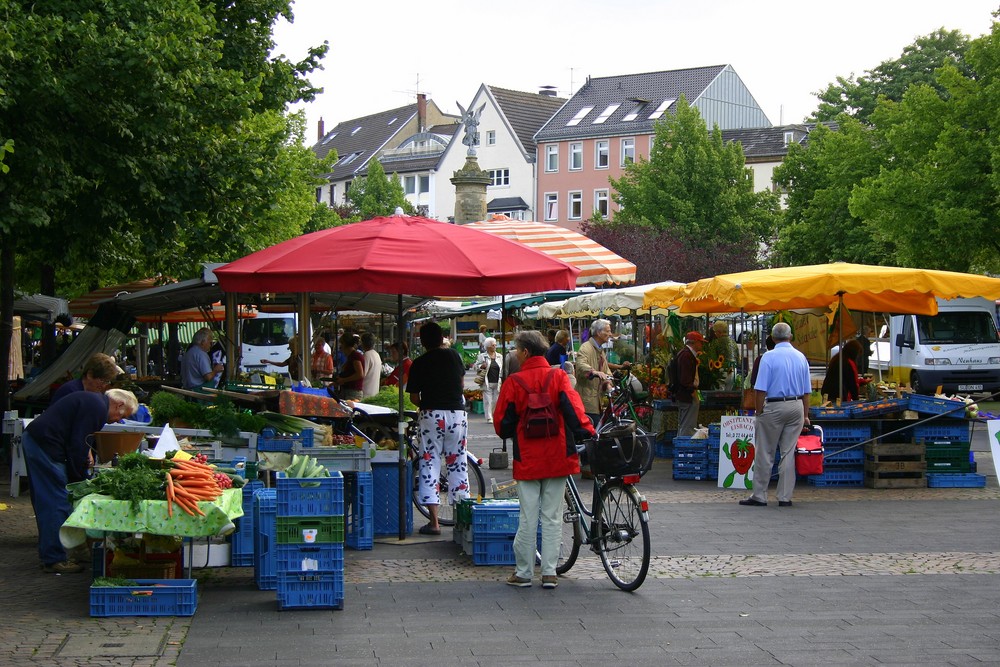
{"left": 811, "top": 28, "right": 972, "bottom": 123}
{"left": 607, "top": 96, "right": 779, "bottom": 277}
{"left": 849, "top": 54, "right": 1000, "bottom": 273}
{"left": 0, "top": 0, "right": 331, "bottom": 408}
{"left": 345, "top": 161, "right": 415, "bottom": 219}
{"left": 771, "top": 119, "right": 892, "bottom": 265}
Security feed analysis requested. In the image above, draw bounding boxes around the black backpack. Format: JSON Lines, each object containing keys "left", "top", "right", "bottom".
{"left": 511, "top": 370, "right": 560, "bottom": 439}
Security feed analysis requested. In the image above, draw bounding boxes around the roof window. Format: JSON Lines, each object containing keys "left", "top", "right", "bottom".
{"left": 351, "top": 126, "right": 362, "bottom": 136}
{"left": 566, "top": 106, "right": 594, "bottom": 126}
{"left": 592, "top": 104, "right": 621, "bottom": 124}
{"left": 321, "top": 132, "right": 338, "bottom": 145}
{"left": 648, "top": 99, "right": 676, "bottom": 120}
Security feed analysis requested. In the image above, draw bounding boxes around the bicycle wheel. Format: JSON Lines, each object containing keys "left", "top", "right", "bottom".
{"left": 411, "top": 454, "right": 486, "bottom": 527}
{"left": 555, "top": 484, "right": 582, "bottom": 575}
{"left": 594, "top": 481, "right": 650, "bottom": 591}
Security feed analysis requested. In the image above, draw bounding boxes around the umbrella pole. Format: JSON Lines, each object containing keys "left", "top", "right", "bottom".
{"left": 397, "top": 295, "right": 406, "bottom": 541}
{"left": 838, "top": 293, "right": 845, "bottom": 403}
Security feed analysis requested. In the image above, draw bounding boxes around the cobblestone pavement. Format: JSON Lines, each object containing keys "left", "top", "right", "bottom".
{"left": 2, "top": 417, "right": 999, "bottom": 667}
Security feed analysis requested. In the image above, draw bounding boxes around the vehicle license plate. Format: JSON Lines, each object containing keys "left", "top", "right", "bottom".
{"left": 958, "top": 384, "right": 983, "bottom": 391}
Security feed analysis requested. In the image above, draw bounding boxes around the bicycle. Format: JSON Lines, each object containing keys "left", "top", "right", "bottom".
{"left": 341, "top": 402, "right": 486, "bottom": 526}
{"left": 608, "top": 367, "right": 654, "bottom": 432}
{"left": 553, "top": 386, "right": 653, "bottom": 591}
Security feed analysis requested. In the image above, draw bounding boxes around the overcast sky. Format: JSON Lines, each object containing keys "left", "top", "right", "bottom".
{"left": 272, "top": 1, "right": 998, "bottom": 140}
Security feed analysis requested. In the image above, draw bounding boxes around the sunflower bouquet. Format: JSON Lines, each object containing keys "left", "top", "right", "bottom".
{"left": 698, "top": 338, "right": 732, "bottom": 390}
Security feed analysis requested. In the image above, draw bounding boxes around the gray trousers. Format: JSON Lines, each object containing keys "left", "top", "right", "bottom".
{"left": 677, "top": 399, "right": 699, "bottom": 437}
{"left": 750, "top": 400, "right": 805, "bottom": 503}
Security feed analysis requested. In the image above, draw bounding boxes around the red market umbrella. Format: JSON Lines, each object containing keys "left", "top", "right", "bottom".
{"left": 215, "top": 214, "right": 580, "bottom": 296}
{"left": 464, "top": 215, "right": 636, "bottom": 287}
{"left": 216, "top": 214, "right": 580, "bottom": 539}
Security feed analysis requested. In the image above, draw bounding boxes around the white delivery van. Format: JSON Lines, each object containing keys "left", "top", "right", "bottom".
{"left": 240, "top": 312, "right": 303, "bottom": 375}
{"left": 886, "top": 297, "right": 1000, "bottom": 394}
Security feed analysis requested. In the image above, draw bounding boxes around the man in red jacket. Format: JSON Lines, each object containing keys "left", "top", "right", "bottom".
{"left": 493, "top": 330, "right": 595, "bottom": 589}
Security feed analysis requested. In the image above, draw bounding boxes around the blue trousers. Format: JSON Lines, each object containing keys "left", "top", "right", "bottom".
{"left": 21, "top": 431, "right": 72, "bottom": 566}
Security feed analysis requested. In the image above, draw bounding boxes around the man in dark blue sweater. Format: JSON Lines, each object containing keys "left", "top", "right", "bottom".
{"left": 22, "top": 389, "right": 138, "bottom": 573}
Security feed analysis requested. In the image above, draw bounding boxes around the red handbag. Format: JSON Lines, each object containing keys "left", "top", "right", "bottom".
{"left": 795, "top": 426, "right": 824, "bottom": 476}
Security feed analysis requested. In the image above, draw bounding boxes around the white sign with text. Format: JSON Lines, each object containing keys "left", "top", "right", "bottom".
{"left": 719, "top": 414, "right": 757, "bottom": 490}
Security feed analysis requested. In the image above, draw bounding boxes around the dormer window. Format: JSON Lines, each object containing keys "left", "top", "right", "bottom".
{"left": 783, "top": 131, "right": 795, "bottom": 146}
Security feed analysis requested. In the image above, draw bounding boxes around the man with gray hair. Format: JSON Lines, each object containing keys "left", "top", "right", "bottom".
{"left": 740, "top": 322, "right": 811, "bottom": 508}
{"left": 181, "top": 327, "right": 223, "bottom": 390}
{"left": 575, "top": 319, "right": 629, "bottom": 424}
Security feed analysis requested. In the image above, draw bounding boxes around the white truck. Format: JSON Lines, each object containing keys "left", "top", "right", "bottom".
{"left": 239, "top": 312, "right": 307, "bottom": 376}
{"left": 882, "top": 297, "right": 1000, "bottom": 395}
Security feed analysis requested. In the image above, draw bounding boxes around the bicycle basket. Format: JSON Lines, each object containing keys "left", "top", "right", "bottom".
{"left": 585, "top": 421, "right": 652, "bottom": 477}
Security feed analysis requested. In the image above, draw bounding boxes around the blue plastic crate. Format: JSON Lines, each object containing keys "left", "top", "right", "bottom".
{"left": 850, "top": 397, "right": 908, "bottom": 417}
{"left": 908, "top": 394, "right": 966, "bottom": 416}
{"left": 672, "top": 436, "right": 708, "bottom": 450}
{"left": 276, "top": 543, "right": 344, "bottom": 573}
{"left": 276, "top": 471, "right": 344, "bottom": 517}
{"left": 291, "top": 385, "right": 332, "bottom": 397}
{"left": 254, "top": 488, "right": 277, "bottom": 591}
{"left": 90, "top": 579, "right": 197, "bottom": 617}
{"left": 673, "top": 460, "right": 708, "bottom": 473}
{"left": 345, "top": 472, "right": 374, "bottom": 550}
{"left": 471, "top": 503, "right": 522, "bottom": 537}
{"left": 674, "top": 449, "right": 708, "bottom": 461}
{"left": 276, "top": 570, "right": 344, "bottom": 610}
{"left": 708, "top": 423, "right": 721, "bottom": 438}
{"left": 258, "top": 427, "right": 315, "bottom": 452}
{"left": 651, "top": 399, "right": 672, "bottom": 410}
{"left": 231, "top": 519, "right": 255, "bottom": 566}
{"left": 672, "top": 470, "right": 709, "bottom": 481}
{"left": 372, "top": 462, "right": 413, "bottom": 537}
{"left": 809, "top": 405, "right": 853, "bottom": 419}
{"left": 823, "top": 446, "right": 864, "bottom": 468}
{"left": 821, "top": 424, "right": 873, "bottom": 444}
{"left": 913, "top": 421, "right": 970, "bottom": 443}
{"left": 471, "top": 535, "right": 516, "bottom": 565}
{"left": 926, "top": 472, "right": 986, "bottom": 488}
{"left": 805, "top": 469, "right": 864, "bottom": 487}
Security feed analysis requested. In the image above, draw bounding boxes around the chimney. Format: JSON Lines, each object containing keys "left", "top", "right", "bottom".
{"left": 317, "top": 117, "right": 325, "bottom": 142}
{"left": 417, "top": 93, "right": 427, "bottom": 132}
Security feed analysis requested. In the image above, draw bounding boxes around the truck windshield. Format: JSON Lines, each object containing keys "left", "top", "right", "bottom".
{"left": 915, "top": 311, "right": 1000, "bottom": 344}
{"left": 242, "top": 318, "right": 295, "bottom": 346}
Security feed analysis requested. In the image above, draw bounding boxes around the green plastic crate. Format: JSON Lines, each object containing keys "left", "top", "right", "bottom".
{"left": 275, "top": 515, "right": 345, "bottom": 545}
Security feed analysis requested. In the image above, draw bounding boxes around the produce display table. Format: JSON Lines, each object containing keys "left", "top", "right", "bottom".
{"left": 59, "top": 487, "right": 244, "bottom": 551}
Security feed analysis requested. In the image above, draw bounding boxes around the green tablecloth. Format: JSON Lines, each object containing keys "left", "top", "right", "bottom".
{"left": 59, "top": 487, "right": 244, "bottom": 549}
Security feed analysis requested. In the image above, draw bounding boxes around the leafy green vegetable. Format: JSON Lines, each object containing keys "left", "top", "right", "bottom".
{"left": 364, "top": 386, "right": 417, "bottom": 412}
{"left": 90, "top": 466, "right": 166, "bottom": 511}
{"left": 92, "top": 577, "right": 138, "bottom": 587}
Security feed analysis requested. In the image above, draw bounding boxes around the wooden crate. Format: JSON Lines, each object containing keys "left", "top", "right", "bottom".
{"left": 864, "top": 442, "right": 925, "bottom": 488}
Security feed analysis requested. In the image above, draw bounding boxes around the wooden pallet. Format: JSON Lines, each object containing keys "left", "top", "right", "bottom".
{"left": 864, "top": 442, "right": 925, "bottom": 487}
{"left": 864, "top": 469, "right": 926, "bottom": 488}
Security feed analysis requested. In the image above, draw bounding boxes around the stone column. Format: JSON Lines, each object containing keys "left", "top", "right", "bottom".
{"left": 450, "top": 156, "right": 490, "bottom": 224}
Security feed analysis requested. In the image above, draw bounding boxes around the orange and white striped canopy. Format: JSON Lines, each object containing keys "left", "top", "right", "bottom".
{"left": 464, "top": 215, "right": 636, "bottom": 287}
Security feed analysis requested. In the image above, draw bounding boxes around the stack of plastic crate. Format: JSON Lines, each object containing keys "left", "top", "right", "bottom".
{"left": 274, "top": 471, "right": 345, "bottom": 610}
{"left": 672, "top": 436, "right": 710, "bottom": 480}
{"left": 253, "top": 488, "right": 277, "bottom": 590}
{"left": 371, "top": 461, "right": 412, "bottom": 537}
{"left": 231, "top": 480, "right": 264, "bottom": 566}
{"left": 706, "top": 425, "right": 721, "bottom": 480}
{"left": 468, "top": 500, "right": 540, "bottom": 566}
{"left": 344, "top": 472, "right": 374, "bottom": 550}
{"left": 805, "top": 422, "right": 869, "bottom": 487}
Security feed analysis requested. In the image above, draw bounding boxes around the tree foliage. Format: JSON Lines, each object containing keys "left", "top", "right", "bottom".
{"left": 345, "top": 161, "right": 415, "bottom": 220}
{"left": 779, "top": 20, "right": 1000, "bottom": 274}
{"left": 0, "top": 0, "right": 332, "bottom": 296}
{"left": 771, "top": 119, "right": 892, "bottom": 265}
{"left": 604, "top": 96, "right": 779, "bottom": 279}
{"left": 810, "top": 28, "right": 972, "bottom": 124}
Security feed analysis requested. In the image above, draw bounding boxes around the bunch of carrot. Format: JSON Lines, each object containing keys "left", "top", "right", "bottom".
{"left": 165, "top": 459, "right": 223, "bottom": 518}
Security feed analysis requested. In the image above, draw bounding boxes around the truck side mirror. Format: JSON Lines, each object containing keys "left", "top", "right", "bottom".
{"left": 894, "top": 333, "right": 912, "bottom": 349}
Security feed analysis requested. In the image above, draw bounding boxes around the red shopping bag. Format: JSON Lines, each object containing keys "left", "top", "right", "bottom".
{"left": 795, "top": 425, "right": 824, "bottom": 476}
